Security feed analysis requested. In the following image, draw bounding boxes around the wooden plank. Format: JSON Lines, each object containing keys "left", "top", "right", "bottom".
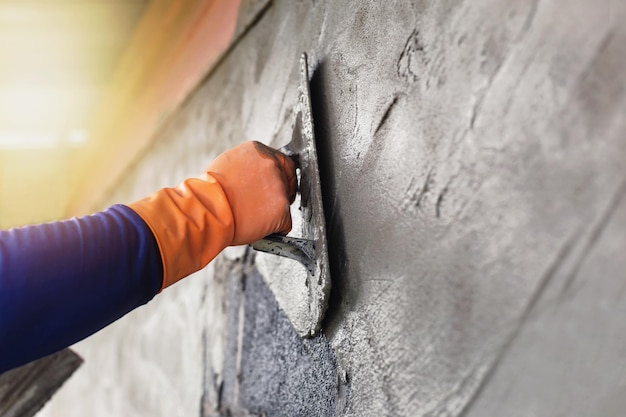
{"left": 67, "top": 0, "right": 271, "bottom": 217}
{"left": 0, "top": 349, "right": 83, "bottom": 417}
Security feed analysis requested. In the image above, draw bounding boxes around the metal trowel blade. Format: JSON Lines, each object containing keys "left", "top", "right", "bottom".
{"left": 251, "top": 52, "right": 331, "bottom": 337}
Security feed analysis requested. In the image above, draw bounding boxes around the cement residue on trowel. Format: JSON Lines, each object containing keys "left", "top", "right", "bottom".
{"left": 256, "top": 192, "right": 320, "bottom": 337}
{"left": 254, "top": 53, "right": 331, "bottom": 338}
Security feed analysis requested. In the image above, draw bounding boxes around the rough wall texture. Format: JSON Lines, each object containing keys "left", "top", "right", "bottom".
{"left": 41, "top": 1, "right": 626, "bottom": 416}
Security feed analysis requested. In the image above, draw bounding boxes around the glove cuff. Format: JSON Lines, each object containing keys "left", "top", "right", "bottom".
{"left": 127, "top": 174, "right": 234, "bottom": 290}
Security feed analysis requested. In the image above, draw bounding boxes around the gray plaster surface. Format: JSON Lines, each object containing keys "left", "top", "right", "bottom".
{"left": 210, "top": 253, "right": 346, "bottom": 416}
{"left": 214, "top": 1, "right": 624, "bottom": 415}
{"left": 203, "top": 1, "right": 626, "bottom": 415}
{"left": 42, "top": 1, "right": 626, "bottom": 416}
{"left": 238, "top": 269, "right": 340, "bottom": 416}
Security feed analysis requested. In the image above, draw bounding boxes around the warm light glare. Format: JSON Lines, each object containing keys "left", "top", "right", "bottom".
{"left": 0, "top": 88, "right": 61, "bottom": 126}
{"left": 0, "top": 129, "right": 89, "bottom": 149}
{"left": 0, "top": 132, "right": 59, "bottom": 149}
{"left": 67, "top": 129, "right": 89, "bottom": 146}
{"left": 0, "top": 2, "right": 148, "bottom": 229}
{"left": 0, "top": 3, "right": 117, "bottom": 148}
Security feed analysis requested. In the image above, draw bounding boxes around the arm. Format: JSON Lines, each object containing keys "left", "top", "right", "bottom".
{"left": 0, "top": 141, "right": 295, "bottom": 373}
{"left": 0, "top": 206, "right": 162, "bottom": 373}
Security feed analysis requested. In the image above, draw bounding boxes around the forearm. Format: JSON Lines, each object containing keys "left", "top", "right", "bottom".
{"left": 0, "top": 205, "right": 162, "bottom": 373}
{"left": 0, "top": 141, "right": 296, "bottom": 374}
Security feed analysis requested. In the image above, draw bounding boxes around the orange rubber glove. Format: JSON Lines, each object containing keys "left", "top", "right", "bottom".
{"left": 127, "top": 141, "right": 297, "bottom": 290}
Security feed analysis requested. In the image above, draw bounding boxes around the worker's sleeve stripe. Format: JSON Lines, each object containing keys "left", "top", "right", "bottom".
{"left": 0, "top": 205, "right": 162, "bottom": 373}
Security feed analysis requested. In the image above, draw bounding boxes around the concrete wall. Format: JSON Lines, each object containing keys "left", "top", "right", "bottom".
{"left": 42, "top": 1, "right": 626, "bottom": 416}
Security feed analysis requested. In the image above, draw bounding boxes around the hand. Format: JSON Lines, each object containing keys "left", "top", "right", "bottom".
{"left": 206, "top": 141, "right": 297, "bottom": 245}
{"left": 128, "top": 141, "right": 296, "bottom": 288}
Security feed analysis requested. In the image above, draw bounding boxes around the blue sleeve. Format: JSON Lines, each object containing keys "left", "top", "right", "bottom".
{"left": 0, "top": 205, "right": 163, "bottom": 373}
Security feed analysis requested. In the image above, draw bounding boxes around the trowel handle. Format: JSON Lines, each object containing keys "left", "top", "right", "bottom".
{"left": 279, "top": 146, "right": 300, "bottom": 169}
{"left": 251, "top": 235, "right": 316, "bottom": 275}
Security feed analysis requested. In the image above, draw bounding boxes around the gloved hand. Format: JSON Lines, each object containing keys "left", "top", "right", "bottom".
{"left": 128, "top": 141, "right": 297, "bottom": 290}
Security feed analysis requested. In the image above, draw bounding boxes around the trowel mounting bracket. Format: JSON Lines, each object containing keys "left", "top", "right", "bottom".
{"left": 251, "top": 235, "right": 316, "bottom": 276}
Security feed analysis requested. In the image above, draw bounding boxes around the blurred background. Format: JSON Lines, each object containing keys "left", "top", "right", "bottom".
{"left": 0, "top": 1, "right": 147, "bottom": 229}
{"left": 0, "top": 0, "right": 240, "bottom": 229}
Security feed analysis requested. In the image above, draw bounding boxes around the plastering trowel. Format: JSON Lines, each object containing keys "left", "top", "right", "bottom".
{"left": 251, "top": 53, "right": 331, "bottom": 337}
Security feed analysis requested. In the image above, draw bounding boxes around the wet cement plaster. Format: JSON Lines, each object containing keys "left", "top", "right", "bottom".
{"left": 41, "top": 0, "right": 626, "bottom": 416}
{"left": 204, "top": 252, "right": 346, "bottom": 416}
{"left": 214, "top": 1, "right": 625, "bottom": 415}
